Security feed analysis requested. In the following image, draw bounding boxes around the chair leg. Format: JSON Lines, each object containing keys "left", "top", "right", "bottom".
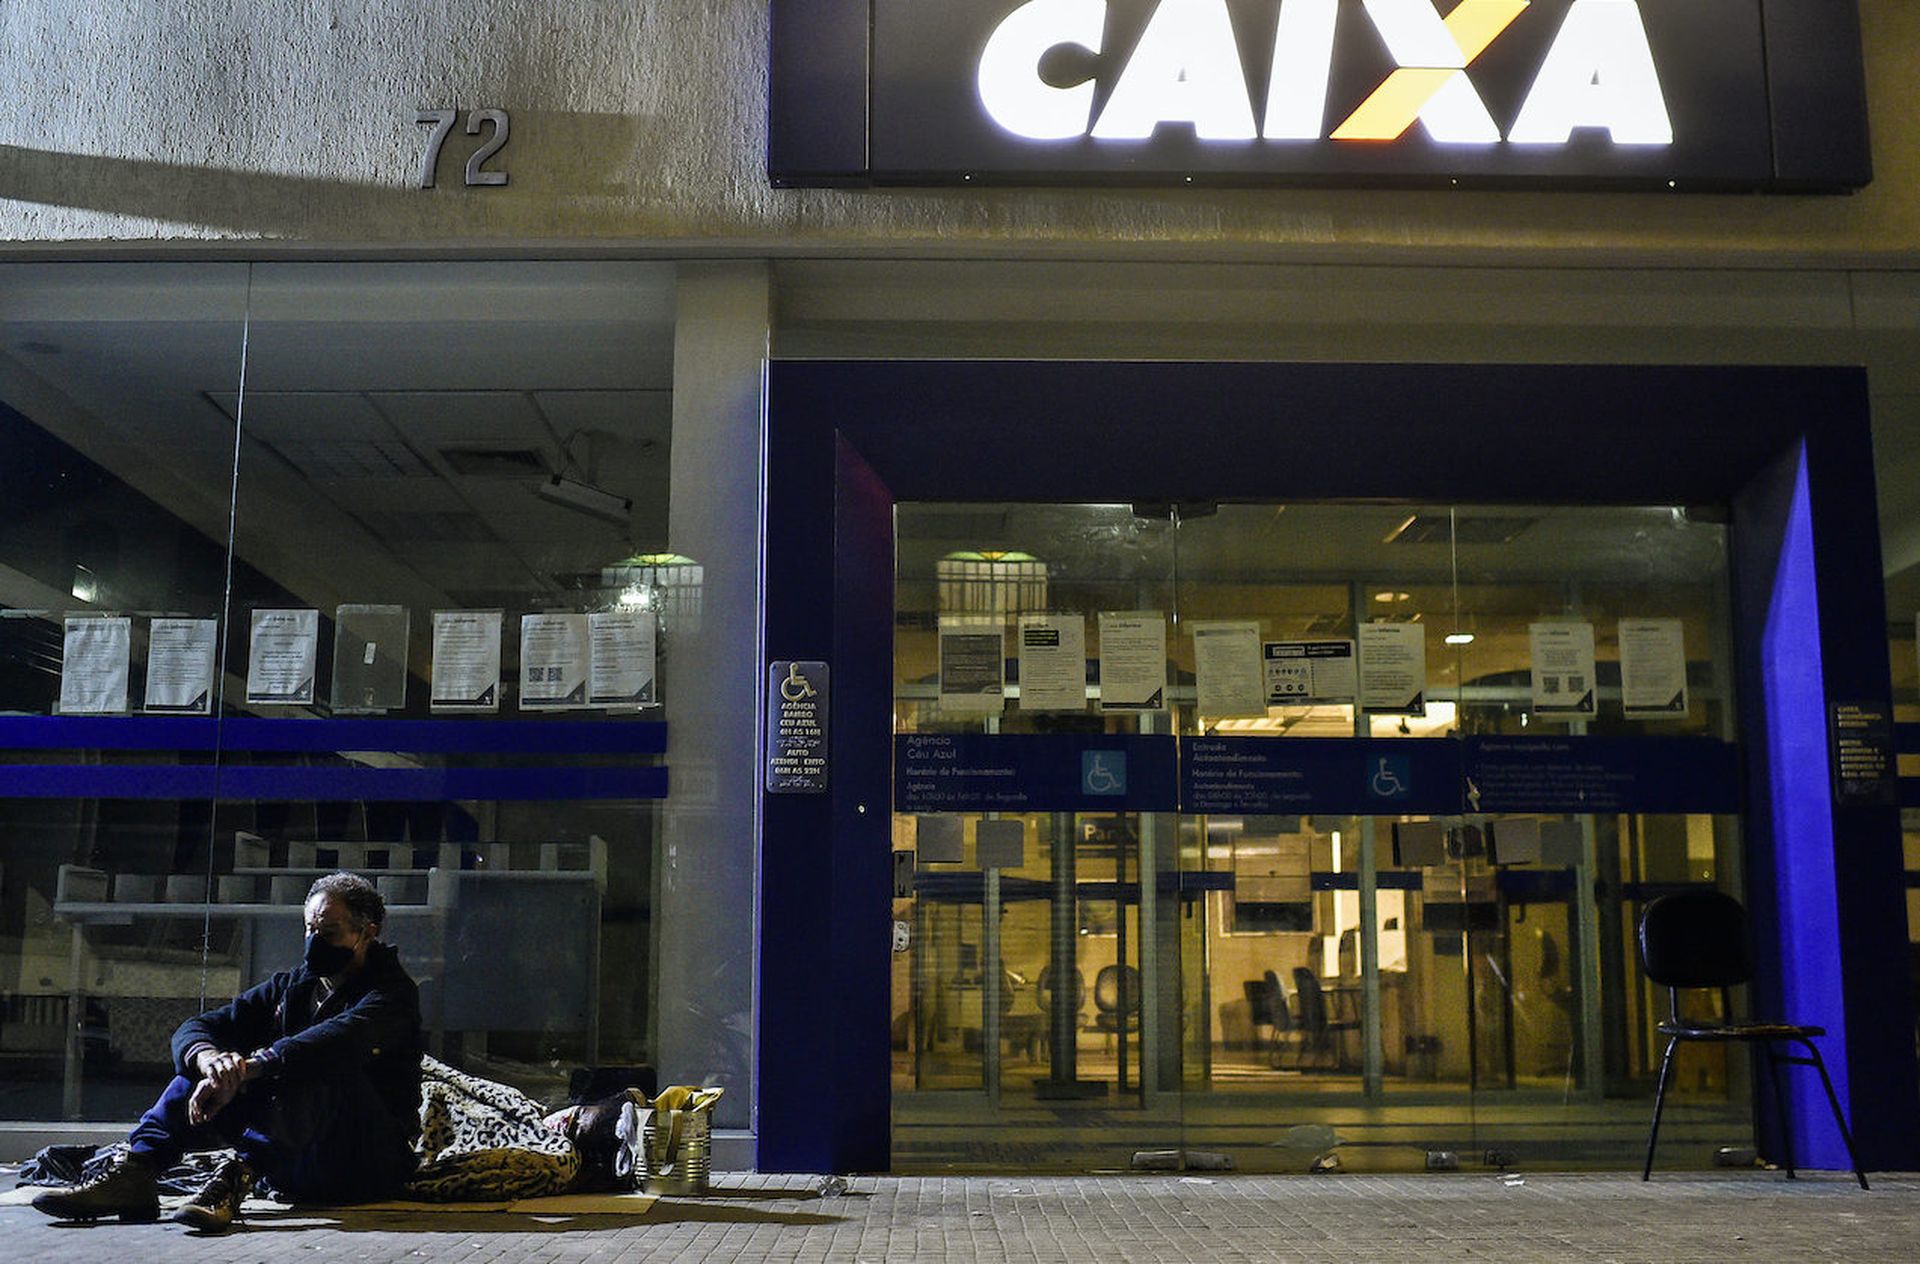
{"left": 1764, "top": 1047, "right": 1796, "bottom": 1180}
{"left": 1643, "top": 1037, "right": 1680, "bottom": 1181}
{"left": 1798, "top": 1038, "right": 1870, "bottom": 1191}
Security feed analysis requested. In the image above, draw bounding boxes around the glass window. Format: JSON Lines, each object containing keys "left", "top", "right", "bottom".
{"left": 0, "top": 261, "right": 679, "bottom": 1121}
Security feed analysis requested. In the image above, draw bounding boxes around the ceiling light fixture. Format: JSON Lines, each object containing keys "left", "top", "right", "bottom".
{"left": 536, "top": 474, "right": 632, "bottom": 526}
{"left": 1444, "top": 632, "right": 1475, "bottom": 645}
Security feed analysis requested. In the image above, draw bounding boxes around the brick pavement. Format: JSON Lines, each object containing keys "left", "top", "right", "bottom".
{"left": 3, "top": 1170, "right": 1914, "bottom": 1262}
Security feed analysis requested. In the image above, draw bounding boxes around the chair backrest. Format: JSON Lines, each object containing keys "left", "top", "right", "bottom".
{"left": 1637, "top": 888, "right": 1753, "bottom": 989}
{"left": 1094, "top": 963, "right": 1140, "bottom": 1015}
{"left": 1264, "top": 969, "right": 1294, "bottom": 1032}
{"left": 1037, "top": 965, "right": 1085, "bottom": 1013}
{"left": 1243, "top": 980, "right": 1275, "bottom": 1026}
{"left": 1292, "top": 967, "right": 1328, "bottom": 1033}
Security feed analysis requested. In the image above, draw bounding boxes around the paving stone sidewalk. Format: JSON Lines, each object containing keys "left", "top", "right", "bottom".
{"left": 4, "top": 1170, "right": 1915, "bottom": 1262}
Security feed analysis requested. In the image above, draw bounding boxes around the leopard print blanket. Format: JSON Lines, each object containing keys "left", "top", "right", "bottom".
{"left": 18, "top": 1056, "right": 581, "bottom": 1204}
{"left": 408, "top": 1054, "right": 580, "bottom": 1201}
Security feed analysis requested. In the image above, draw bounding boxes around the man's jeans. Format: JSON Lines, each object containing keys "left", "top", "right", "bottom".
{"left": 128, "top": 1073, "right": 417, "bottom": 1203}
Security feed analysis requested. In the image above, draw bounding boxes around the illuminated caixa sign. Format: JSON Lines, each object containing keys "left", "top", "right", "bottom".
{"left": 768, "top": 0, "right": 1870, "bottom": 190}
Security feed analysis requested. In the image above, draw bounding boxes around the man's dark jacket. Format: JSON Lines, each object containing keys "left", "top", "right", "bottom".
{"left": 170, "top": 940, "right": 424, "bottom": 1141}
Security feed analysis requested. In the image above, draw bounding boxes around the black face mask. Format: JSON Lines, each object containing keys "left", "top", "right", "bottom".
{"left": 304, "top": 932, "right": 357, "bottom": 977}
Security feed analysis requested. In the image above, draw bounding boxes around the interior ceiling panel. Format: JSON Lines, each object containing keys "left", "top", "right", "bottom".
{"left": 361, "top": 512, "right": 499, "bottom": 545}
{"left": 369, "top": 390, "right": 554, "bottom": 447}
{"left": 209, "top": 390, "right": 395, "bottom": 440}
{"left": 483, "top": 505, "right": 646, "bottom": 548}
{"left": 257, "top": 438, "right": 435, "bottom": 481}
{"left": 535, "top": 389, "right": 673, "bottom": 441}
{"left": 305, "top": 476, "right": 472, "bottom": 514}
{"left": 0, "top": 261, "right": 679, "bottom": 612}
{"left": 244, "top": 324, "right": 669, "bottom": 394}
{"left": 900, "top": 502, "right": 1726, "bottom": 586}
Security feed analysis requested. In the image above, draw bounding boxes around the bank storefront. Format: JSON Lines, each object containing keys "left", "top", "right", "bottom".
{"left": 1, "top": 0, "right": 1918, "bottom": 1178}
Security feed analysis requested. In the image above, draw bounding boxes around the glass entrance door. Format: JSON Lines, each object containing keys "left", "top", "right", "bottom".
{"left": 891, "top": 501, "right": 1751, "bottom": 1173}
{"left": 891, "top": 507, "right": 1184, "bottom": 1169}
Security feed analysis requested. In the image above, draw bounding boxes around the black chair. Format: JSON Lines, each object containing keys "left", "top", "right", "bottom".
{"left": 1292, "top": 968, "right": 1359, "bottom": 1071}
{"left": 1637, "top": 889, "right": 1868, "bottom": 1189}
{"left": 1093, "top": 964, "right": 1140, "bottom": 1046}
{"left": 1243, "top": 978, "right": 1276, "bottom": 1041}
{"left": 1241, "top": 970, "right": 1290, "bottom": 1056}
{"left": 1038, "top": 965, "right": 1085, "bottom": 1016}
{"left": 1259, "top": 969, "right": 1303, "bottom": 1069}
{"left": 1035, "top": 965, "right": 1085, "bottom": 1058}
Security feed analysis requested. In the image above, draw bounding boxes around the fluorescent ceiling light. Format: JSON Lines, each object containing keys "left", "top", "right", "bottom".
{"left": 536, "top": 475, "right": 632, "bottom": 526}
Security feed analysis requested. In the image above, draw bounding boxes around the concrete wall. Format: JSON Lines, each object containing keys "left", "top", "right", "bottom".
{"left": 0, "top": 1, "right": 1917, "bottom": 262}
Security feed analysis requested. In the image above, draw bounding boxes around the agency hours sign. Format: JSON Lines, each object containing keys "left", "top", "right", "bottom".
{"left": 768, "top": 0, "right": 1870, "bottom": 191}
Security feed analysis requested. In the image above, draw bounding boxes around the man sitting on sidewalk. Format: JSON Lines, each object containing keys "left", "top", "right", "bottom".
{"left": 34, "top": 871, "right": 424, "bottom": 1231}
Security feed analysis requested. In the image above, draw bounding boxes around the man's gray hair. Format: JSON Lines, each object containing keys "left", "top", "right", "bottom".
{"left": 306, "top": 871, "right": 385, "bottom": 931}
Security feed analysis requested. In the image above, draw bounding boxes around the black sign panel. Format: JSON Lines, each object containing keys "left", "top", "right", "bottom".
{"left": 1829, "top": 700, "right": 1896, "bottom": 807}
{"left": 767, "top": 660, "right": 830, "bottom": 793}
{"left": 770, "top": 0, "right": 1870, "bottom": 191}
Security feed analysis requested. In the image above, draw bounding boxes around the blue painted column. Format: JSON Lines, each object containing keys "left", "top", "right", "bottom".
{"left": 1733, "top": 414, "right": 1920, "bottom": 1172}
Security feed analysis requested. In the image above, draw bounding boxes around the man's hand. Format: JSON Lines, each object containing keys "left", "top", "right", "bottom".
{"left": 186, "top": 1074, "right": 239, "bottom": 1126}
{"left": 194, "top": 1048, "right": 247, "bottom": 1095}
{"left": 186, "top": 1049, "right": 250, "bottom": 1125}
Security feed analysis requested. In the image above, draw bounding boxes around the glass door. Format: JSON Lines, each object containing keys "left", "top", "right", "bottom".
{"left": 891, "top": 506, "right": 1183, "bottom": 1170}
{"left": 890, "top": 500, "right": 1751, "bottom": 1173}
{"left": 1170, "top": 502, "right": 1749, "bottom": 1172}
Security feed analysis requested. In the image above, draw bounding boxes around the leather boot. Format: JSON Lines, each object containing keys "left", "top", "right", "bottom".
{"left": 171, "top": 1156, "right": 256, "bottom": 1233}
{"left": 30, "top": 1152, "right": 161, "bottom": 1222}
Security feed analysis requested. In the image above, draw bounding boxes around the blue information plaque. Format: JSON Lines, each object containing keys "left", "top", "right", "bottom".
{"left": 1464, "top": 736, "right": 1741, "bottom": 814}
{"left": 1181, "top": 737, "right": 1463, "bottom": 816}
{"left": 894, "top": 733, "right": 1177, "bottom": 814}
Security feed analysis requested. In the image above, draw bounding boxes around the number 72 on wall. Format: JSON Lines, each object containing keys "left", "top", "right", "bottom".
{"left": 415, "top": 109, "right": 510, "bottom": 188}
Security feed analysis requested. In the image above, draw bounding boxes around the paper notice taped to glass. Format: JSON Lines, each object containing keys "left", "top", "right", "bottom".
{"left": 521, "top": 611, "right": 590, "bottom": 709}
{"left": 144, "top": 617, "right": 217, "bottom": 715}
{"left": 589, "top": 608, "right": 657, "bottom": 707}
{"left": 59, "top": 615, "right": 131, "bottom": 714}
{"left": 1189, "top": 621, "right": 1265, "bottom": 719}
{"left": 431, "top": 610, "right": 503, "bottom": 712}
{"left": 247, "top": 608, "right": 319, "bottom": 706}
{"left": 1016, "top": 612, "right": 1086, "bottom": 712}
{"left": 1098, "top": 611, "right": 1167, "bottom": 711}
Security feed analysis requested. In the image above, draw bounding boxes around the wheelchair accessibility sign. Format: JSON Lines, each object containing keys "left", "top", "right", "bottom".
{"left": 1082, "top": 751, "right": 1127, "bottom": 796}
{"left": 1366, "top": 754, "right": 1412, "bottom": 803}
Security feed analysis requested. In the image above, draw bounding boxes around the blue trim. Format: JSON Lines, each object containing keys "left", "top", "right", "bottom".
{"left": 1314, "top": 871, "right": 1426, "bottom": 892}
{"left": 1498, "top": 870, "right": 1578, "bottom": 900}
{"left": 0, "top": 716, "right": 666, "bottom": 754}
{"left": 910, "top": 873, "right": 1053, "bottom": 903}
{"left": 0, "top": 764, "right": 667, "bottom": 801}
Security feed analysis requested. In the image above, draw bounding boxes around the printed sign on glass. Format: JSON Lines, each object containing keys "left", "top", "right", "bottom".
{"left": 1528, "top": 621, "right": 1596, "bottom": 717}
